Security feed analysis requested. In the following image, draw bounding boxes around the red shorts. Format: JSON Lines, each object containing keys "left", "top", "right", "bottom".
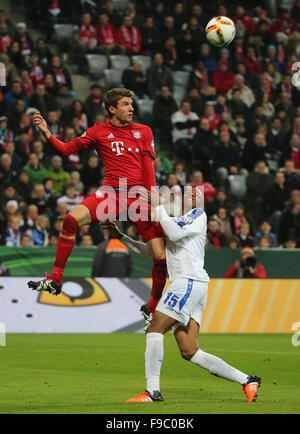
{"left": 80, "top": 188, "right": 165, "bottom": 243}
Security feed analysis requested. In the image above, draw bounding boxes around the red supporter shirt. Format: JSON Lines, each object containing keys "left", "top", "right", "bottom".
{"left": 48, "top": 121, "right": 156, "bottom": 188}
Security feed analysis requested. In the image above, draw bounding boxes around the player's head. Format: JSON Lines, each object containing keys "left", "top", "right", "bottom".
{"left": 104, "top": 88, "right": 134, "bottom": 124}
{"left": 183, "top": 186, "right": 204, "bottom": 212}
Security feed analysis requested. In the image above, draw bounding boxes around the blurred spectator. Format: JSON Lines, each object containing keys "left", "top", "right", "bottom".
{"left": 0, "top": 23, "right": 13, "bottom": 54}
{"left": 224, "top": 246, "right": 267, "bottom": 278}
{"left": 212, "top": 59, "right": 235, "bottom": 94}
{"left": 237, "top": 222, "right": 254, "bottom": 248}
{"left": 174, "top": 161, "right": 187, "bottom": 186}
{"left": 226, "top": 234, "right": 241, "bottom": 249}
{"left": 153, "top": 85, "right": 177, "bottom": 147}
{"left": 57, "top": 182, "right": 82, "bottom": 212}
{"left": 92, "top": 234, "right": 133, "bottom": 277}
{"left": 84, "top": 84, "right": 103, "bottom": 127}
{"left": 279, "top": 189, "right": 300, "bottom": 246}
{"left": 96, "top": 12, "right": 117, "bottom": 56}
{"left": 192, "top": 117, "right": 214, "bottom": 177}
{"left": 178, "top": 31, "right": 197, "bottom": 69}
{"left": 246, "top": 161, "right": 274, "bottom": 226}
{"left": 0, "top": 115, "right": 14, "bottom": 144}
{"left": 122, "top": 60, "right": 147, "bottom": 100}
{"left": 24, "top": 153, "right": 48, "bottom": 185}
{"left": 0, "top": 153, "right": 18, "bottom": 186}
{"left": 171, "top": 100, "right": 199, "bottom": 161}
{"left": 206, "top": 218, "right": 227, "bottom": 248}
{"left": 146, "top": 52, "right": 173, "bottom": 98}
{"left": 35, "top": 37, "right": 53, "bottom": 68}
{"left": 14, "top": 22, "right": 33, "bottom": 57}
{"left": 80, "top": 233, "right": 93, "bottom": 246}
{"left": 213, "top": 130, "right": 241, "bottom": 185}
{"left": 24, "top": 203, "right": 39, "bottom": 230}
{"left": 70, "top": 171, "right": 84, "bottom": 193}
{"left": 27, "top": 214, "right": 50, "bottom": 246}
{"left": 188, "top": 170, "right": 216, "bottom": 205}
{"left": 4, "top": 80, "right": 29, "bottom": 110}
{"left": 254, "top": 221, "right": 278, "bottom": 247}
{"left": 4, "top": 140, "right": 22, "bottom": 171}
{"left": 141, "top": 16, "right": 161, "bottom": 54}
{"left": 81, "top": 154, "right": 103, "bottom": 194}
{"left": 29, "top": 84, "right": 55, "bottom": 118}
{"left": 154, "top": 156, "right": 167, "bottom": 187}
{"left": 213, "top": 207, "right": 232, "bottom": 238}
{"left": 206, "top": 187, "right": 231, "bottom": 217}
{"left": 163, "top": 36, "right": 178, "bottom": 70}
{"left": 15, "top": 170, "right": 32, "bottom": 203}
{"left": 20, "top": 233, "right": 32, "bottom": 246}
{"left": 5, "top": 215, "right": 22, "bottom": 246}
{"left": 47, "top": 55, "right": 72, "bottom": 90}
{"left": 117, "top": 15, "right": 141, "bottom": 55}
{"left": 47, "top": 155, "right": 70, "bottom": 194}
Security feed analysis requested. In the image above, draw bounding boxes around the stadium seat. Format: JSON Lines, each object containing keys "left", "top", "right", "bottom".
{"left": 54, "top": 24, "right": 74, "bottom": 53}
{"left": 54, "top": 24, "right": 74, "bottom": 42}
{"left": 86, "top": 55, "right": 109, "bottom": 79}
{"left": 131, "top": 55, "right": 151, "bottom": 73}
{"left": 171, "top": 70, "right": 190, "bottom": 89}
{"left": 103, "top": 69, "right": 124, "bottom": 87}
{"left": 136, "top": 100, "right": 154, "bottom": 124}
{"left": 109, "top": 55, "right": 130, "bottom": 70}
{"left": 173, "top": 85, "right": 186, "bottom": 106}
{"left": 228, "top": 174, "right": 247, "bottom": 200}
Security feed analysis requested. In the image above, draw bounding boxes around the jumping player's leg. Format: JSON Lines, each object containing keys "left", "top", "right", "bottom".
{"left": 50, "top": 204, "right": 91, "bottom": 284}
{"left": 28, "top": 191, "right": 107, "bottom": 294}
{"left": 147, "top": 237, "right": 167, "bottom": 314}
{"left": 28, "top": 204, "right": 92, "bottom": 294}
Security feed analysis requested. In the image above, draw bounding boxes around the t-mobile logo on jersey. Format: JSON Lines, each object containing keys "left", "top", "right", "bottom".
{"left": 111, "top": 141, "right": 125, "bottom": 156}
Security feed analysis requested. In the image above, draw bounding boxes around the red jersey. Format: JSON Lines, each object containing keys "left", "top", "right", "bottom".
{"left": 48, "top": 121, "right": 156, "bottom": 187}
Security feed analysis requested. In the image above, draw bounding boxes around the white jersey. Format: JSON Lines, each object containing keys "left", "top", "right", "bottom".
{"left": 155, "top": 205, "right": 210, "bottom": 283}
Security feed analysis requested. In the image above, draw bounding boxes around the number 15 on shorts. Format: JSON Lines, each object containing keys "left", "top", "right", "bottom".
{"left": 163, "top": 291, "right": 179, "bottom": 309}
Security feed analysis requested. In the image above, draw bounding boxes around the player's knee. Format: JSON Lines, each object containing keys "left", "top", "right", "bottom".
{"left": 179, "top": 348, "right": 195, "bottom": 361}
{"left": 62, "top": 213, "right": 80, "bottom": 235}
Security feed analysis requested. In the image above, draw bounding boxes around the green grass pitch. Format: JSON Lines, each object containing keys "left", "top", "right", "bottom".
{"left": 0, "top": 333, "right": 299, "bottom": 414}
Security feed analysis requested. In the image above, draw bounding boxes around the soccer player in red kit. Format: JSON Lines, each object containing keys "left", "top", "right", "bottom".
{"left": 28, "top": 88, "right": 166, "bottom": 317}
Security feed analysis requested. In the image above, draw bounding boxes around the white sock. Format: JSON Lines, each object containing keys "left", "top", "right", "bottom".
{"left": 145, "top": 332, "right": 164, "bottom": 394}
{"left": 190, "top": 349, "right": 249, "bottom": 385}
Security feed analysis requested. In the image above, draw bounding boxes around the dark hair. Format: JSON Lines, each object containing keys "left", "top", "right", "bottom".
{"left": 104, "top": 88, "right": 134, "bottom": 117}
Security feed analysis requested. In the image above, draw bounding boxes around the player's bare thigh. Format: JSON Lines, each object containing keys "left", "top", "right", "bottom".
{"left": 174, "top": 319, "right": 200, "bottom": 360}
{"left": 69, "top": 204, "right": 92, "bottom": 227}
{"left": 147, "top": 310, "right": 177, "bottom": 335}
{"left": 147, "top": 237, "right": 166, "bottom": 259}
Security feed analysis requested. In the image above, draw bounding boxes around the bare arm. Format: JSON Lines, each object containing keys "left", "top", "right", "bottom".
{"left": 100, "top": 222, "right": 151, "bottom": 258}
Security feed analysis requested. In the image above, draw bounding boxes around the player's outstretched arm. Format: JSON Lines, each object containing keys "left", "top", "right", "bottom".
{"left": 33, "top": 112, "right": 96, "bottom": 157}
{"left": 100, "top": 222, "right": 151, "bottom": 258}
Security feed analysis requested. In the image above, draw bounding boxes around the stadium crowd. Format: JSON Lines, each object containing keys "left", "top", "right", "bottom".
{"left": 1, "top": 0, "right": 300, "bottom": 250}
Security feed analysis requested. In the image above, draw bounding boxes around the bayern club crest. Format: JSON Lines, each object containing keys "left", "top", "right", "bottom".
{"left": 132, "top": 131, "right": 141, "bottom": 139}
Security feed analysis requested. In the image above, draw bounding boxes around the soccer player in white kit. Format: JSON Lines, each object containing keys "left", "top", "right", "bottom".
{"left": 103, "top": 188, "right": 261, "bottom": 403}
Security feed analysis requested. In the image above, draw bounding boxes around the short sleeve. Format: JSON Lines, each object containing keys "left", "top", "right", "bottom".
{"left": 141, "top": 126, "right": 156, "bottom": 160}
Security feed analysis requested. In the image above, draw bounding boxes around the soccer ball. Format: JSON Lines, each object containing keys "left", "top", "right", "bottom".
{"left": 205, "top": 16, "right": 236, "bottom": 47}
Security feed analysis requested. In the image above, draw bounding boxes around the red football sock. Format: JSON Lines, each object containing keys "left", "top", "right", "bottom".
{"left": 148, "top": 258, "right": 167, "bottom": 313}
{"left": 50, "top": 214, "right": 80, "bottom": 284}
